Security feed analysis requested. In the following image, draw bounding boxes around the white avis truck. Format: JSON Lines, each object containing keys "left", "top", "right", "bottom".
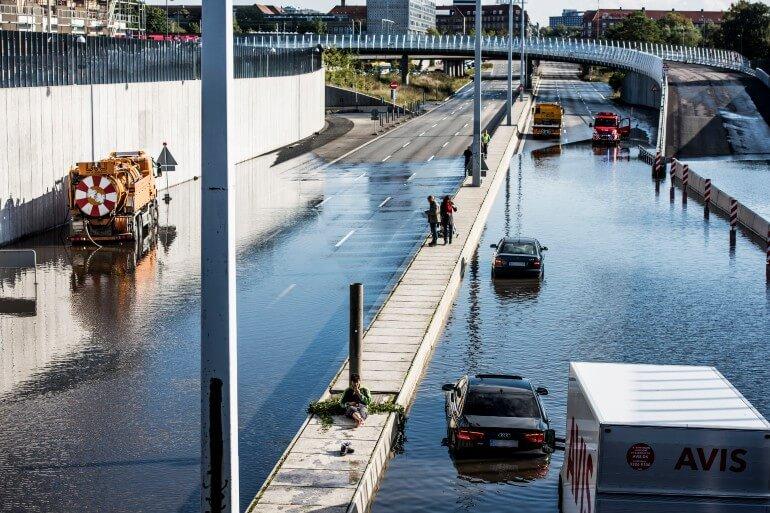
{"left": 559, "top": 362, "right": 770, "bottom": 513}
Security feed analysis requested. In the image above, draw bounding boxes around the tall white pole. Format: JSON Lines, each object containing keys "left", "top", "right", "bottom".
{"left": 471, "top": 0, "right": 482, "bottom": 187}
{"left": 519, "top": 0, "right": 525, "bottom": 91}
{"left": 506, "top": 0, "right": 513, "bottom": 124}
{"left": 201, "top": 0, "right": 239, "bottom": 511}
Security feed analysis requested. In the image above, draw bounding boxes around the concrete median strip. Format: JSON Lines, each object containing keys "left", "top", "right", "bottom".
{"left": 247, "top": 95, "right": 534, "bottom": 513}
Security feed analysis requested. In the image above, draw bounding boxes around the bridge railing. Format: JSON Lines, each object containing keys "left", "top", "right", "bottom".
{"left": 244, "top": 34, "right": 755, "bottom": 80}
{"left": 0, "top": 30, "right": 322, "bottom": 88}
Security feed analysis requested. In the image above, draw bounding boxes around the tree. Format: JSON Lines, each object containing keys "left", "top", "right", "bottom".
{"left": 718, "top": 0, "right": 770, "bottom": 61}
{"left": 188, "top": 21, "right": 201, "bottom": 35}
{"left": 427, "top": 27, "right": 441, "bottom": 36}
{"left": 604, "top": 12, "right": 662, "bottom": 43}
{"left": 146, "top": 6, "right": 172, "bottom": 35}
{"left": 236, "top": 5, "right": 266, "bottom": 33}
{"left": 700, "top": 22, "right": 722, "bottom": 48}
{"left": 657, "top": 13, "right": 701, "bottom": 46}
{"left": 311, "top": 19, "right": 328, "bottom": 34}
{"left": 549, "top": 23, "right": 582, "bottom": 39}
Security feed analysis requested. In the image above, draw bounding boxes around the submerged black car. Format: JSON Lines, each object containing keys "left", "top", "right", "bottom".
{"left": 442, "top": 374, "right": 554, "bottom": 456}
{"left": 490, "top": 237, "right": 547, "bottom": 279}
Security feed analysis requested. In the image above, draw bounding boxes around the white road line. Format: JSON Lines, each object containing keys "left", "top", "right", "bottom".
{"left": 316, "top": 196, "right": 334, "bottom": 207}
{"left": 419, "top": 131, "right": 426, "bottom": 136}
{"left": 353, "top": 172, "right": 366, "bottom": 181}
{"left": 402, "top": 141, "right": 411, "bottom": 148}
{"left": 454, "top": 131, "right": 461, "bottom": 136}
{"left": 275, "top": 283, "right": 296, "bottom": 300}
{"left": 406, "top": 173, "right": 416, "bottom": 182}
{"left": 442, "top": 141, "right": 449, "bottom": 148}
{"left": 427, "top": 155, "right": 435, "bottom": 162}
{"left": 382, "top": 155, "right": 392, "bottom": 162}
{"left": 335, "top": 229, "right": 356, "bottom": 248}
{"left": 431, "top": 123, "right": 438, "bottom": 128}
{"left": 378, "top": 196, "right": 392, "bottom": 208}
{"left": 463, "top": 123, "right": 469, "bottom": 128}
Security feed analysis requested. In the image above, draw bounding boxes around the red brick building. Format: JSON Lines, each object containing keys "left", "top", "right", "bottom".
{"left": 582, "top": 8, "right": 723, "bottom": 39}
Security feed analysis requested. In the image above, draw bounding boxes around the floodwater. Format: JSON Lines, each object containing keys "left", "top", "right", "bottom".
{"left": 370, "top": 142, "right": 770, "bottom": 513}
{"left": 678, "top": 157, "right": 770, "bottom": 218}
{"left": 0, "top": 151, "right": 466, "bottom": 512}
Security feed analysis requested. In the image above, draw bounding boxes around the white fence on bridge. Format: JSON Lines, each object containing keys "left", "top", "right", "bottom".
{"left": 243, "top": 34, "right": 756, "bottom": 84}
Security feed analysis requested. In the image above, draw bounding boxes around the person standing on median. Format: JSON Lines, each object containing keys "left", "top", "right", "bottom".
{"left": 481, "top": 129, "right": 491, "bottom": 156}
{"left": 440, "top": 195, "right": 457, "bottom": 245}
{"left": 425, "top": 196, "right": 440, "bottom": 246}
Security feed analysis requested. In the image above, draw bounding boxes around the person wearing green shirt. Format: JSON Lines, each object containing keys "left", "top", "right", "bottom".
{"left": 340, "top": 373, "right": 372, "bottom": 427}
{"left": 481, "top": 129, "right": 491, "bottom": 156}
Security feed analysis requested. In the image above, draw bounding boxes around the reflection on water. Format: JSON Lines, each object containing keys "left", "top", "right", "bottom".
{"left": 453, "top": 455, "right": 551, "bottom": 484}
{"left": 371, "top": 144, "right": 769, "bottom": 513}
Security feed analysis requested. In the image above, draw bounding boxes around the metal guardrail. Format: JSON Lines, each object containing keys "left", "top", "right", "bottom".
{"left": 0, "top": 30, "right": 322, "bottom": 88}
{"left": 757, "top": 68, "right": 770, "bottom": 89}
{"left": 245, "top": 34, "right": 756, "bottom": 81}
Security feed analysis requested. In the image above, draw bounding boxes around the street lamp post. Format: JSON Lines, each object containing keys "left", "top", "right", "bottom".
{"left": 453, "top": 6, "right": 467, "bottom": 35}
{"left": 471, "top": 0, "right": 482, "bottom": 187}
{"left": 519, "top": 0, "right": 525, "bottom": 92}
{"left": 200, "top": 0, "right": 239, "bottom": 512}
{"left": 506, "top": 0, "right": 513, "bottom": 124}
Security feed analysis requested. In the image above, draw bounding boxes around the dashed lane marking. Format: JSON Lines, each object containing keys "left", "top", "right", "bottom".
{"left": 378, "top": 196, "right": 392, "bottom": 208}
{"left": 427, "top": 155, "right": 435, "bottom": 162}
{"left": 382, "top": 155, "right": 392, "bottom": 162}
{"left": 335, "top": 229, "right": 357, "bottom": 248}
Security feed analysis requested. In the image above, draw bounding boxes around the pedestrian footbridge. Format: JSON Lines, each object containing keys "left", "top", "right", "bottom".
{"left": 245, "top": 34, "right": 756, "bottom": 88}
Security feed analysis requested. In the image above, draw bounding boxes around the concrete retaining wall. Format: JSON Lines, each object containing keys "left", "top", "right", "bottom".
{"left": 325, "top": 84, "right": 392, "bottom": 109}
{"left": 671, "top": 159, "right": 770, "bottom": 242}
{"left": 0, "top": 69, "right": 325, "bottom": 246}
{"left": 621, "top": 71, "right": 661, "bottom": 109}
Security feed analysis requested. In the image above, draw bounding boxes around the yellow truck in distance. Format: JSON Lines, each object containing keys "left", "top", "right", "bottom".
{"left": 532, "top": 102, "right": 563, "bottom": 139}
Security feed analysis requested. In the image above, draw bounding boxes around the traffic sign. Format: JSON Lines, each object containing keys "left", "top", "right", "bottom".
{"left": 157, "top": 143, "right": 178, "bottom": 172}
{"left": 371, "top": 109, "right": 380, "bottom": 120}
{"left": 390, "top": 81, "right": 399, "bottom": 90}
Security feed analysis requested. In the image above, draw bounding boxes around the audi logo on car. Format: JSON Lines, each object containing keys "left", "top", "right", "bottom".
{"left": 498, "top": 432, "right": 511, "bottom": 439}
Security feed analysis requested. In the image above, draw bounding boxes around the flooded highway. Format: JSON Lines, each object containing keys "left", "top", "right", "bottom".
{"left": 0, "top": 81, "right": 508, "bottom": 512}
{"left": 370, "top": 73, "right": 770, "bottom": 513}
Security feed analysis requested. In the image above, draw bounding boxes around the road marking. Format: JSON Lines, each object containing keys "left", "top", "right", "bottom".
{"left": 441, "top": 116, "right": 447, "bottom": 120}
{"left": 335, "top": 229, "right": 356, "bottom": 248}
{"left": 379, "top": 196, "right": 392, "bottom": 208}
{"left": 431, "top": 123, "right": 438, "bottom": 128}
{"left": 353, "top": 172, "right": 366, "bottom": 181}
{"left": 406, "top": 173, "right": 416, "bottom": 182}
{"left": 454, "top": 131, "right": 460, "bottom": 136}
{"left": 419, "top": 131, "right": 426, "bottom": 136}
{"left": 402, "top": 141, "right": 411, "bottom": 148}
{"left": 427, "top": 155, "right": 435, "bottom": 162}
{"left": 382, "top": 155, "right": 392, "bottom": 162}
{"left": 275, "top": 283, "right": 296, "bottom": 301}
{"left": 442, "top": 141, "right": 449, "bottom": 148}
{"left": 316, "top": 196, "right": 334, "bottom": 207}
{"left": 463, "top": 123, "right": 469, "bottom": 128}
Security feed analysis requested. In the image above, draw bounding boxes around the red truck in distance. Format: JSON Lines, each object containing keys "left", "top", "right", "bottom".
{"left": 590, "top": 111, "right": 631, "bottom": 144}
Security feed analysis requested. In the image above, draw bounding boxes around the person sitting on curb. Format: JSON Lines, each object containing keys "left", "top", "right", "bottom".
{"left": 340, "top": 373, "right": 372, "bottom": 428}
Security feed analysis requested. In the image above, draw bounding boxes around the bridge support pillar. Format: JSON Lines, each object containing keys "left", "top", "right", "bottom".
{"left": 401, "top": 54, "right": 410, "bottom": 85}
{"left": 525, "top": 57, "right": 534, "bottom": 90}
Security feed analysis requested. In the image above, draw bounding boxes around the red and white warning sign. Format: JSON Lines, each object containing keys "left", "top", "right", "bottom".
{"left": 390, "top": 80, "right": 399, "bottom": 90}
{"left": 74, "top": 175, "right": 118, "bottom": 218}
{"left": 627, "top": 443, "right": 655, "bottom": 471}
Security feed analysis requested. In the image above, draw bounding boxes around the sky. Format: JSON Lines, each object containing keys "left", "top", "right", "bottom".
{"left": 148, "top": 0, "right": 769, "bottom": 28}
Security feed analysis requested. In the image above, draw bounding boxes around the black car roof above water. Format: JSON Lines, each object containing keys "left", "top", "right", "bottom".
{"left": 469, "top": 374, "right": 533, "bottom": 391}
{"left": 499, "top": 237, "right": 539, "bottom": 244}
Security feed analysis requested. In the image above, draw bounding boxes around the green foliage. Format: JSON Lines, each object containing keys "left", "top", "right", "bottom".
{"left": 146, "top": 6, "right": 172, "bottom": 35}
{"left": 187, "top": 21, "right": 201, "bottom": 35}
{"left": 605, "top": 12, "right": 662, "bottom": 43}
{"left": 308, "top": 396, "right": 405, "bottom": 429}
{"left": 608, "top": 71, "right": 626, "bottom": 92}
{"left": 718, "top": 0, "right": 770, "bottom": 61}
{"left": 541, "top": 24, "right": 582, "bottom": 39}
{"left": 427, "top": 27, "right": 441, "bottom": 36}
{"left": 323, "top": 48, "right": 360, "bottom": 88}
{"left": 657, "top": 13, "right": 701, "bottom": 46}
{"left": 236, "top": 5, "right": 266, "bottom": 33}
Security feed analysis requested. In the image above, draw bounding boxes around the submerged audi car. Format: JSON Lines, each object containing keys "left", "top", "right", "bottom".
{"left": 490, "top": 237, "right": 547, "bottom": 279}
{"left": 442, "top": 374, "right": 554, "bottom": 456}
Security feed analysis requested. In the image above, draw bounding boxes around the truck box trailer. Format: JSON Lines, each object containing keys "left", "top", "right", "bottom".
{"left": 560, "top": 362, "right": 770, "bottom": 513}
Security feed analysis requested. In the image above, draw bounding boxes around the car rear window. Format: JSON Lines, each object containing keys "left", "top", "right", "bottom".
{"left": 463, "top": 389, "right": 540, "bottom": 418}
{"left": 500, "top": 243, "right": 536, "bottom": 255}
